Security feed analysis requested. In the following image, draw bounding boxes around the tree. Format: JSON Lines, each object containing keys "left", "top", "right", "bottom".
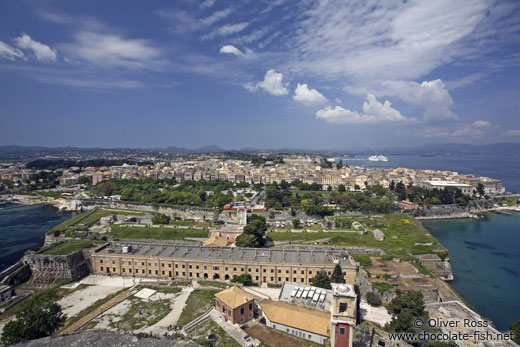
{"left": 510, "top": 317, "right": 520, "bottom": 345}
{"left": 477, "top": 183, "right": 485, "bottom": 196}
{"left": 97, "top": 181, "right": 114, "bottom": 196}
{"left": 354, "top": 184, "right": 360, "bottom": 190}
{"left": 338, "top": 184, "right": 346, "bottom": 192}
{"left": 336, "top": 160, "right": 343, "bottom": 169}
{"left": 236, "top": 214, "right": 269, "bottom": 247}
{"left": 232, "top": 274, "right": 253, "bottom": 286}
{"left": 235, "top": 233, "right": 259, "bottom": 247}
{"left": 366, "top": 292, "right": 382, "bottom": 307}
{"left": 327, "top": 185, "right": 333, "bottom": 191}
{"left": 330, "top": 264, "right": 345, "bottom": 284}
{"left": 292, "top": 218, "right": 301, "bottom": 228}
{"left": 152, "top": 214, "right": 170, "bottom": 225}
{"left": 310, "top": 271, "right": 332, "bottom": 289}
{"left": 389, "top": 180, "right": 395, "bottom": 191}
{"left": 1, "top": 298, "right": 66, "bottom": 345}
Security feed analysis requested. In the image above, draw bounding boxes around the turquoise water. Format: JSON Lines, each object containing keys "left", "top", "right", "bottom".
{"left": 423, "top": 213, "right": 520, "bottom": 332}
{"left": 0, "top": 203, "right": 73, "bottom": 272}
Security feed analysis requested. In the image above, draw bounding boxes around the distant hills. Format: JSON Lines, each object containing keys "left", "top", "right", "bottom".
{"left": 0, "top": 142, "right": 519, "bottom": 161}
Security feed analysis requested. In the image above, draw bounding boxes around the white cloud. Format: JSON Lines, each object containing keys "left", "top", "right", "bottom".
{"left": 473, "top": 120, "right": 492, "bottom": 127}
{"left": 244, "top": 69, "right": 288, "bottom": 96}
{"left": 377, "top": 79, "right": 457, "bottom": 121}
{"left": 158, "top": 8, "right": 232, "bottom": 34}
{"left": 293, "top": 83, "right": 328, "bottom": 106}
{"left": 0, "top": 41, "right": 24, "bottom": 60}
{"left": 14, "top": 33, "right": 57, "bottom": 61}
{"left": 202, "top": 22, "right": 249, "bottom": 40}
{"left": 292, "top": 0, "right": 492, "bottom": 83}
{"left": 60, "top": 31, "right": 163, "bottom": 69}
{"left": 219, "top": 45, "right": 244, "bottom": 57}
{"left": 200, "top": 0, "right": 216, "bottom": 9}
{"left": 316, "top": 94, "right": 414, "bottom": 124}
{"left": 503, "top": 129, "right": 520, "bottom": 136}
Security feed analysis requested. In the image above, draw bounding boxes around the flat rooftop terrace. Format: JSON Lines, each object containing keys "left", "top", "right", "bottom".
{"left": 93, "top": 242, "right": 355, "bottom": 267}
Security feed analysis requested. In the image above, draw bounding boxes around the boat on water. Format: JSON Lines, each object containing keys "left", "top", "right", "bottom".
{"left": 368, "top": 155, "right": 388, "bottom": 162}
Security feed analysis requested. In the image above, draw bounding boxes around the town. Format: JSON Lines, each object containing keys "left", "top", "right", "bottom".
{"left": 1, "top": 153, "right": 518, "bottom": 347}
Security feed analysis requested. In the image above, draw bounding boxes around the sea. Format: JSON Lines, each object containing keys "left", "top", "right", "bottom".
{"left": 0, "top": 203, "right": 73, "bottom": 272}
{"left": 0, "top": 154, "right": 518, "bottom": 331}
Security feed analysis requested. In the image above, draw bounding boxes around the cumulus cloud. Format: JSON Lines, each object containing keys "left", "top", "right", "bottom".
{"left": 503, "top": 129, "right": 520, "bottom": 136}
{"left": 219, "top": 45, "right": 244, "bottom": 57}
{"left": 14, "top": 33, "right": 57, "bottom": 61}
{"left": 245, "top": 69, "right": 288, "bottom": 96}
{"left": 378, "top": 79, "right": 457, "bottom": 122}
{"left": 60, "top": 31, "right": 163, "bottom": 69}
{"left": 293, "top": 83, "right": 328, "bottom": 106}
{"left": 316, "top": 94, "right": 414, "bottom": 124}
{"left": 0, "top": 41, "right": 24, "bottom": 60}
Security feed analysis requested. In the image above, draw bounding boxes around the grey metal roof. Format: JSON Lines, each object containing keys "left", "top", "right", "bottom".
{"left": 95, "top": 242, "right": 354, "bottom": 266}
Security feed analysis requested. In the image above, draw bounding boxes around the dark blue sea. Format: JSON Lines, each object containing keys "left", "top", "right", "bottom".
{"left": 0, "top": 203, "right": 73, "bottom": 272}
{"left": 340, "top": 154, "right": 520, "bottom": 193}
{"left": 423, "top": 213, "right": 520, "bottom": 332}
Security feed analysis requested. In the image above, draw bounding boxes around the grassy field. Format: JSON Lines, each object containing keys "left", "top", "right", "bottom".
{"left": 268, "top": 214, "right": 447, "bottom": 259}
{"left": 109, "top": 225, "right": 208, "bottom": 241}
{"left": 40, "top": 239, "right": 95, "bottom": 255}
{"left": 178, "top": 289, "right": 219, "bottom": 327}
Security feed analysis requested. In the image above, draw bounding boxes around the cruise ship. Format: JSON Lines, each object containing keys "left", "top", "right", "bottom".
{"left": 368, "top": 155, "right": 388, "bottom": 162}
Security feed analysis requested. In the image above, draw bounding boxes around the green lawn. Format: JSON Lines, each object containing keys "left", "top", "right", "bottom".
{"left": 40, "top": 239, "right": 95, "bottom": 255}
{"left": 178, "top": 289, "right": 219, "bottom": 327}
{"left": 269, "top": 214, "right": 446, "bottom": 259}
{"left": 109, "top": 225, "right": 208, "bottom": 241}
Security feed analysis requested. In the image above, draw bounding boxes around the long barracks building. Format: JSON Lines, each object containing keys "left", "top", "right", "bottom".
{"left": 91, "top": 242, "right": 357, "bottom": 285}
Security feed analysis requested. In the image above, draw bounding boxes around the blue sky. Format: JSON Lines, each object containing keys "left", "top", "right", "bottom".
{"left": 1, "top": 0, "right": 519, "bottom": 150}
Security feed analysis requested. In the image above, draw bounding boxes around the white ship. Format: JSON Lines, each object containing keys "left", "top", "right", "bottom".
{"left": 368, "top": 155, "right": 388, "bottom": 162}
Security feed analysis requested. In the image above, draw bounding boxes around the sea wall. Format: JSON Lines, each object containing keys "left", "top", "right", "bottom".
{"left": 412, "top": 200, "right": 494, "bottom": 219}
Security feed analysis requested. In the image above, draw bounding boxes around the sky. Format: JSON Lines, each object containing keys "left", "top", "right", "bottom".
{"left": 0, "top": 0, "right": 519, "bottom": 150}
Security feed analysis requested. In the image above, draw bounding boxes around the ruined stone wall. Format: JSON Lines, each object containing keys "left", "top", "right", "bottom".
{"left": 22, "top": 251, "right": 90, "bottom": 284}
{"left": 81, "top": 199, "right": 217, "bottom": 221}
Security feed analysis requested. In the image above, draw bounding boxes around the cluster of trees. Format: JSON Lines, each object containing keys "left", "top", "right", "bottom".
{"left": 1, "top": 292, "right": 65, "bottom": 344}
{"left": 152, "top": 214, "right": 171, "bottom": 225}
{"left": 264, "top": 183, "right": 397, "bottom": 215}
{"left": 95, "top": 178, "right": 236, "bottom": 209}
{"left": 235, "top": 214, "right": 270, "bottom": 247}
{"left": 231, "top": 274, "right": 254, "bottom": 286}
{"left": 25, "top": 159, "right": 151, "bottom": 170}
{"left": 384, "top": 291, "right": 454, "bottom": 346}
{"left": 390, "top": 181, "right": 471, "bottom": 206}
{"left": 310, "top": 264, "right": 345, "bottom": 289}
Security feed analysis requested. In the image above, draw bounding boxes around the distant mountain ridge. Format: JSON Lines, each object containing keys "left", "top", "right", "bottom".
{"left": 0, "top": 142, "right": 519, "bottom": 160}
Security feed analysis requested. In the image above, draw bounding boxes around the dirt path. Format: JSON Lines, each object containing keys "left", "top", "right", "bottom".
{"left": 137, "top": 286, "right": 193, "bottom": 336}
{"left": 60, "top": 290, "right": 130, "bottom": 335}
